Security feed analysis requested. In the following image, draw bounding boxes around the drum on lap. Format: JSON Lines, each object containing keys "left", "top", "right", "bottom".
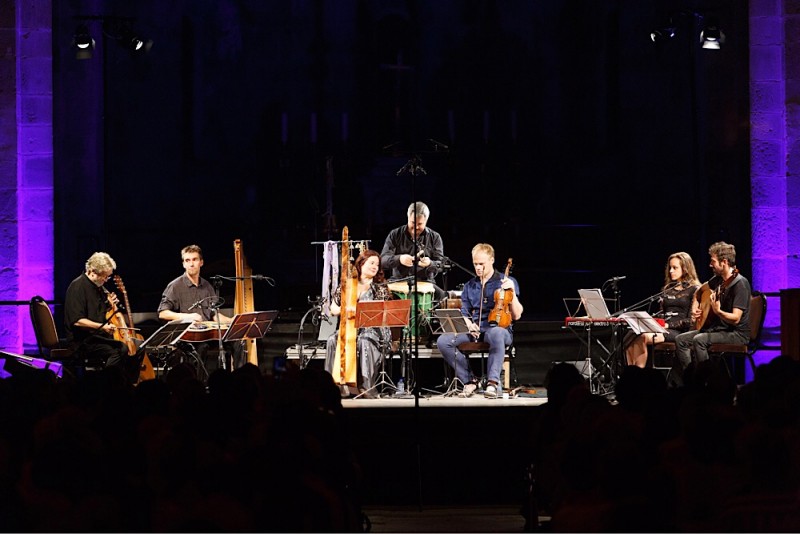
{"left": 387, "top": 281, "right": 435, "bottom": 336}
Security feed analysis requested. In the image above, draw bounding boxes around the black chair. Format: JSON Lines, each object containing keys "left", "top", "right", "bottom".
{"left": 652, "top": 291, "right": 768, "bottom": 381}
{"left": 29, "top": 295, "right": 104, "bottom": 374}
{"left": 29, "top": 296, "right": 73, "bottom": 361}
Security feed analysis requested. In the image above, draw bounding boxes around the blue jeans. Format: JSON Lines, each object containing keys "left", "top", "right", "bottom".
{"left": 436, "top": 327, "right": 512, "bottom": 385}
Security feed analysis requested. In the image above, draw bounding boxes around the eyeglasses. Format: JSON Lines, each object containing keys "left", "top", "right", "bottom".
{"left": 93, "top": 270, "right": 113, "bottom": 280}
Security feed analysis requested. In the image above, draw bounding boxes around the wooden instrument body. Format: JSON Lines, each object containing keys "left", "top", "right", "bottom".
{"left": 113, "top": 275, "right": 155, "bottom": 383}
{"left": 234, "top": 239, "right": 258, "bottom": 366}
{"left": 694, "top": 281, "right": 714, "bottom": 330}
{"left": 694, "top": 271, "right": 737, "bottom": 330}
{"left": 333, "top": 226, "right": 358, "bottom": 386}
{"left": 104, "top": 286, "right": 138, "bottom": 354}
{"left": 181, "top": 321, "right": 230, "bottom": 342}
{"left": 488, "top": 258, "right": 514, "bottom": 329}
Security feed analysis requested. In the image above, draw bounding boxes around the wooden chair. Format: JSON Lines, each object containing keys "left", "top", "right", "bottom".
{"left": 651, "top": 291, "right": 768, "bottom": 381}
{"left": 457, "top": 341, "right": 516, "bottom": 390}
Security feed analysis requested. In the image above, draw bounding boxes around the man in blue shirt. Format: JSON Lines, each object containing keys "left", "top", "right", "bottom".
{"left": 436, "top": 243, "right": 523, "bottom": 398}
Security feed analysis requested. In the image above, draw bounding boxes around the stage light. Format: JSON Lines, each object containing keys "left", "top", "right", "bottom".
{"left": 73, "top": 24, "right": 95, "bottom": 59}
{"left": 650, "top": 26, "right": 676, "bottom": 42}
{"left": 700, "top": 23, "right": 725, "bottom": 50}
{"left": 118, "top": 25, "right": 153, "bottom": 54}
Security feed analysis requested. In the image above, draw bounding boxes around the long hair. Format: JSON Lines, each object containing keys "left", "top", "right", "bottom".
{"left": 663, "top": 251, "right": 700, "bottom": 289}
{"left": 355, "top": 249, "right": 385, "bottom": 284}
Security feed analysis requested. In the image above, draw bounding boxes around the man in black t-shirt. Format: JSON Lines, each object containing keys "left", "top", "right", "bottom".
{"left": 675, "top": 241, "right": 751, "bottom": 370}
{"left": 64, "top": 252, "right": 128, "bottom": 369}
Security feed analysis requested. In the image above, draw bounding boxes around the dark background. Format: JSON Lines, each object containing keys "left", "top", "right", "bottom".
{"left": 51, "top": 0, "right": 750, "bottom": 323}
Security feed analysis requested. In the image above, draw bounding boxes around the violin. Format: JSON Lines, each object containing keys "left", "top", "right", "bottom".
{"left": 488, "top": 258, "right": 514, "bottom": 329}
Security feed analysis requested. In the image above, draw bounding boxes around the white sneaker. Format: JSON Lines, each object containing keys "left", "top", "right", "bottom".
{"left": 462, "top": 382, "right": 477, "bottom": 397}
{"left": 484, "top": 383, "right": 498, "bottom": 399}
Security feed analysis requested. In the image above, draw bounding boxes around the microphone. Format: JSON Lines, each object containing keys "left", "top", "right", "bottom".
{"left": 188, "top": 297, "right": 206, "bottom": 311}
{"left": 251, "top": 275, "right": 276, "bottom": 284}
{"left": 609, "top": 275, "right": 626, "bottom": 282}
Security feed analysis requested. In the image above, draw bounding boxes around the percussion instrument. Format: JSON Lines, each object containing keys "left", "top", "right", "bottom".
{"left": 387, "top": 280, "right": 435, "bottom": 335}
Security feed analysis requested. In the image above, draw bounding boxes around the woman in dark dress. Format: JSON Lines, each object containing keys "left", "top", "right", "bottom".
{"left": 625, "top": 252, "right": 701, "bottom": 367}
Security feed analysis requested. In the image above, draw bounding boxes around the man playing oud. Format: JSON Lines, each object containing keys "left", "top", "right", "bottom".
{"left": 674, "top": 241, "right": 751, "bottom": 372}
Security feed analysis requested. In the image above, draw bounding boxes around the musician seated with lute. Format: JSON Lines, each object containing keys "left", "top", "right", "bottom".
{"left": 436, "top": 243, "right": 523, "bottom": 399}
{"left": 158, "top": 245, "right": 234, "bottom": 373}
{"left": 324, "top": 249, "right": 393, "bottom": 398}
{"left": 64, "top": 252, "right": 129, "bottom": 370}
{"left": 674, "top": 241, "right": 751, "bottom": 378}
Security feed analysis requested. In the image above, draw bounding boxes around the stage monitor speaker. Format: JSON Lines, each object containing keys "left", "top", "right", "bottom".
{"left": 0, "top": 351, "right": 64, "bottom": 379}
{"left": 556, "top": 358, "right": 594, "bottom": 381}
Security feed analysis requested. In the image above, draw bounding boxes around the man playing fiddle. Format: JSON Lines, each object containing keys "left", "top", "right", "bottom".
{"left": 436, "top": 243, "right": 523, "bottom": 398}
{"left": 674, "top": 241, "right": 751, "bottom": 372}
{"left": 64, "top": 252, "right": 128, "bottom": 369}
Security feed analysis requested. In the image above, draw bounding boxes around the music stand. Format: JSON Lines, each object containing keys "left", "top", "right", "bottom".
{"left": 432, "top": 309, "right": 471, "bottom": 335}
{"left": 220, "top": 311, "right": 278, "bottom": 369}
{"left": 139, "top": 320, "right": 199, "bottom": 379}
{"left": 618, "top": 311, "right": 669, "bottom": 336}
{"left": 354, "top": 299, "right": 411, "bottom": 399}
{"left": 222, "top": 310, "right": 278, "bottom": 343}
{"left": 428, "top": 309, "right": 473, "bottom": 397}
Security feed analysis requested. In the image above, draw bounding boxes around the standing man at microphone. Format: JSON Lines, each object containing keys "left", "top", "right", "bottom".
{"left": 380, "top": 201, "right": 446, "bottom": 301}
{"left": 158, "top": 244, "right": 233, "bottom": 374}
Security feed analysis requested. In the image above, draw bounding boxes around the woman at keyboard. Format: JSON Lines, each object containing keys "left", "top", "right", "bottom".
{"left": 624, "top": 252, "right": 700, "bottom": 367}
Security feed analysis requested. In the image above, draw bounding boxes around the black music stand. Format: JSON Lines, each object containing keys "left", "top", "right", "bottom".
{"left": 430, "top": 309, "right": 473, "bottom": 397}
{"left": 354, "top": 299, "right": 411, "bottom": 399}
{"left": 222, "top": 311, "right": 278, "bottom": 343}
{"left": 140, "top": 320, "right": 198, "bottom": 380}
{"left": 220, "top": 311, "right": 277, "bottom": 369}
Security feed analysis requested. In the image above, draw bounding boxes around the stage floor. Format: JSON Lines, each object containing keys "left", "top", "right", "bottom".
{"left": 342, "top": 392, "right": 547, "bottom": 409}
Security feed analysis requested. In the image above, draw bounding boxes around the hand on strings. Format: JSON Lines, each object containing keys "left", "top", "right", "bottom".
{"left": 186, "top": 312, "right": 204, "bottom": 323}
{"left": 418, "top": 256, "right": 432, "bottom": 268}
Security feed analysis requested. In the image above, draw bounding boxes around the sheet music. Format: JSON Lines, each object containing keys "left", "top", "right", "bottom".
{"left": 618, "top": 311, "right": 669, "bottom": 335}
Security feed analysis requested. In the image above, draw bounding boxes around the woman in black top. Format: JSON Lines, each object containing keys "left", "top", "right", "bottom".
{"left": 625, "top": 252, "right": 701, "bottom": 367}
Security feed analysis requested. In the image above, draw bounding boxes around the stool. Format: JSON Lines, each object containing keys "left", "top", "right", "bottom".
{"left": 457, "top": 341, "right": 515, "bottom": 390}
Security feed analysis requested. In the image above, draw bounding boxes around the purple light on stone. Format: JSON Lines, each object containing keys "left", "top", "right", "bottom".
{"left": 1, "top": 3, "right": 55, "bottom": 355}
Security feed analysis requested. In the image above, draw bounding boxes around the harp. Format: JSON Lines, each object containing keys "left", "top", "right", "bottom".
{"left": 234, "top": 239, "right": 258, "bottom": 366}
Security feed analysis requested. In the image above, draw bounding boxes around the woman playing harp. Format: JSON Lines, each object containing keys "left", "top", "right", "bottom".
{"left": 324, "top": 249, "right": 392, "bottom": 398}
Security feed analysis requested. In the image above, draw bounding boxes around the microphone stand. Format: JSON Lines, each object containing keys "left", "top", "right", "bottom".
{"left": 298, "top": 296, "right": 324, "bottom": 369}
{"left": 210, "top": 277, "right": 228, "bottom": 371}
{"left": 612, "top": 283, "right": 678, "bottom": 317}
